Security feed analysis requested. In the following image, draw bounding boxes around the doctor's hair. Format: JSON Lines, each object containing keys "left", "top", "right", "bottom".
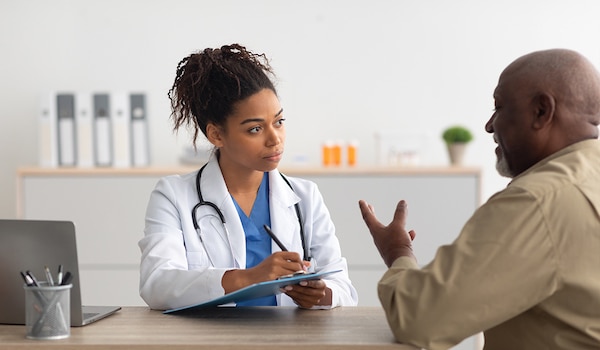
{"left": 168, "top": 43, "right": 278, "bottom": 147}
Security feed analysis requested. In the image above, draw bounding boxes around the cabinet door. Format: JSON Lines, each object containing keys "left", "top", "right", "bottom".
{"left": 305, "top": 174, "right": 480, "bottom": 267}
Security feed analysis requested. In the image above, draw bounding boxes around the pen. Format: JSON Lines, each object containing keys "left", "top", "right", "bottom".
{"left": 25, "top": 270, "right": 40, "bottom": 287}
{"left": 61, "top": 271, "right": 72, "bottom": 286}
{"left": 21, "top": 271, "right": 49, "bottom": 307}
{"left": 57, "top": 265, "right": 63, "bottom": 285}
{"left": 44, "top": 266, "right": 54, "bottom": 286}
{"left": 20, "top": 271, "right": 35, "bottom": 286}
{"left": 263, "top": 224, "right": 288, "bottom": 252}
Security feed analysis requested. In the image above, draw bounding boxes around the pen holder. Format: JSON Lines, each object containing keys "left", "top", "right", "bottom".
{"left": 24, "top": 283, "right": 71, "bottom": 340}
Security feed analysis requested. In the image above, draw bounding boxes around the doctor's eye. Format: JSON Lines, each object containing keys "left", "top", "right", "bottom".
{"left": 248, "top": 125, "right": 262, "bottom": 134}
{"left": 274, "top": 118, "right": 286, "bottom": 128}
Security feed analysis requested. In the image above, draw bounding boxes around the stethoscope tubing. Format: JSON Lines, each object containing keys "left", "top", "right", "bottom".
{"left": 192, "top": 163, "right": 310, "bottom": 262}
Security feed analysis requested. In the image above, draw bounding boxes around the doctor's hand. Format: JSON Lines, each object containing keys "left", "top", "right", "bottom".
{"left": 223, "top": 251, "right": 306, "bottom": 294}
{"left": 358, "top": 199, "right": 417, "bottom": 267}
{"left": 282, "top": 279, "right": 331, "bottom": 308}
{"left": 251, "top": 251, "right": 308, "bottom": 281}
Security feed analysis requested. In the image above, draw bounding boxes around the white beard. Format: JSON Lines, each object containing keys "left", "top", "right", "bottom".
{"left": 496, "top": 154, "right": 513, "bottom": 178}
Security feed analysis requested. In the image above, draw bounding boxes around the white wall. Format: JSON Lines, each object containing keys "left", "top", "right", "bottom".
{"left": 2, "top": 0, "right": 600, "bottom": 219}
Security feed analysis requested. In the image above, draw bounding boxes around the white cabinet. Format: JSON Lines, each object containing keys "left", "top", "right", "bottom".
{"left": 17, "top": 166, "right": 480, "bottom": 308}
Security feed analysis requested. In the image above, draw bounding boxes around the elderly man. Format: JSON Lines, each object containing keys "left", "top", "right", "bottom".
{"left": 359, "top": 49, "right": 600, "bottom": 350}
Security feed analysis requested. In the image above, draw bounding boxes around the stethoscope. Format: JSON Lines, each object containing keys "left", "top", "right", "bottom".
{"left": 192, "top": 163, "right": 310, "bottom": 267}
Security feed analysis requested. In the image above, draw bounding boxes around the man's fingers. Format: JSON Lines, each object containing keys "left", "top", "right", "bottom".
{"left": 391, "top": 200, "right": 408, "bottom": 230}
{"left": 359, "top": 200, "right": 385, "bottom": 230}
{"left": 408, "top": 229, "right": 416, "bottom": 241}
{"left": 360, "top": 199, "right": 411, "bottom": 235}
{"left": 358, "top": 200, "right": 374, "bottom": 223}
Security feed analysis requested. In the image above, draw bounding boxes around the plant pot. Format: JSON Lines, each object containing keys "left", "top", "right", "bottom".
{"left": 447, "top": 143, "right": 467, "bottom": 165}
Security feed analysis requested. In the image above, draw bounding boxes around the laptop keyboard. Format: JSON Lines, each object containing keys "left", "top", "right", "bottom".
{"left": 83, "top": 312, "right": 100, "bottom": 320}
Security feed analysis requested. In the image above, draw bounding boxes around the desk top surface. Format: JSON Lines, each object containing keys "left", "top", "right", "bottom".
{"left": 0, "top": 306, "right": 418, "bottom": 349}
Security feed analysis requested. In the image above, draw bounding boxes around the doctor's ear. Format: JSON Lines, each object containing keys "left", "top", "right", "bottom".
{"left": 206, "top": 123, "right": 225, "bottom": 148}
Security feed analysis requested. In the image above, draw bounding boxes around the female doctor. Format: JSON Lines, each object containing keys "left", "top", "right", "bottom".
{"left": 138, "top": 44, "right": 358, "bottom": 310}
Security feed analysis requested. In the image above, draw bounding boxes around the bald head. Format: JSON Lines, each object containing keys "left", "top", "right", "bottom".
{"left": 488, "top": 49, "right": 600, "bottom": 178}
{"left": 502, "top": 49, "right": 600, "bottom": 136}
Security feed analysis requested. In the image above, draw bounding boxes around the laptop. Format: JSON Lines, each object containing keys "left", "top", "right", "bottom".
{"left": 0, "top": 219, "right": 121, "bottom": 326}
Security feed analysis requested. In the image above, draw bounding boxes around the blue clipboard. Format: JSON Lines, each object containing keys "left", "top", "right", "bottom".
{"left": 164, "top": 269, "right": 342, "bottom": 313}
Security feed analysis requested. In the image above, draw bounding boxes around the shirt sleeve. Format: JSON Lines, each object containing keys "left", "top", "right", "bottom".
{"left": 377, "top": 186, "right": 560, "bottom": 349}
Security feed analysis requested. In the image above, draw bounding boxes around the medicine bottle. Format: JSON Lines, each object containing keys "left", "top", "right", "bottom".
{"left": 332, "top": 140, "right": 343, "bottom": 166}
{"left": 322, "top": 141, "right": 334, "bottom": 166}
{"left": 347, "top": 140, "right": 358, "bottom": 166}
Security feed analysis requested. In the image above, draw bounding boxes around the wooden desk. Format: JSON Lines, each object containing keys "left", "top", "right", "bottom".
{"left": 0, "top": 306, "right": 418, "bottom": 349}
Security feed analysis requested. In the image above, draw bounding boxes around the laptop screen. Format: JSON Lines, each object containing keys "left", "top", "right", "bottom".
{"left": 0, "top": 219, "right": 85, "bottom": 325}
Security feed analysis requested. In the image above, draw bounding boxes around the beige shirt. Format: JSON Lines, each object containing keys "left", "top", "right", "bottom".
{"left": 378, "top": 139, "right": 600, "bottom": 350}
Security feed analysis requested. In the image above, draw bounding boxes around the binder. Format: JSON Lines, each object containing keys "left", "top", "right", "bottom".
{"left": 38, "top": 92, "right": 58, "bottom": 168}
{"left": 129, "top": 93, "right": 150, "bottom": 167}
{"left": 93, "top": 93, "right": 112, "bottom": 167}
{"left": 111, "top": 91, "right": 131, "bottom": 168}
{"left": 75, "top": 92, "right": 94, "bottom": 168}
{"left": 56, "top": 93, "right": 77, "bottom": 167}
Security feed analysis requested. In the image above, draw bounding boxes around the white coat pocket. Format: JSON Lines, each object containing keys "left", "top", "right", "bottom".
{"left": 186, "top": 251, "right": 212, "bottom": 269}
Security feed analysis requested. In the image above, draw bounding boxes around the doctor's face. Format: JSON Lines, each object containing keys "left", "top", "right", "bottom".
{"left": 212, "top": 88, "right": 286, "bottom": 173}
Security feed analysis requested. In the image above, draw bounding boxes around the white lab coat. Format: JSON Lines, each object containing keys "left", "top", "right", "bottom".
{"left": 138, "top": 156, "right": 358, "bottom": 310}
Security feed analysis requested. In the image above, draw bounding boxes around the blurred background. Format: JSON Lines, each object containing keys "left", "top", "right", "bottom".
{"left": 2, "top": 0, "right": 600, "bottom": 218}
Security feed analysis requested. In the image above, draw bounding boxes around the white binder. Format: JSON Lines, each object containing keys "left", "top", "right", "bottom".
{"left": 56, "top": 93, "right": 77, "bottom": 167}
{"left": 111, "top": 91, "right": 131, "bottom": 168}
{"left": 93, "top": 93, "right": 112, "bottom": 167}
{"left": 130, "top": 93, "right": 150, "bottom": 167}
{"left": 39, "top": 92, "right": 58, "bottom": 168}
{"left": 75, "top": 92, "right": 94, "bottom": 168}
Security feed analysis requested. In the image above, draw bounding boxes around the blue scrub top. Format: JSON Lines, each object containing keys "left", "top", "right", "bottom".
{"left": 232, "top": 172, "right": 276, "bottom": 306}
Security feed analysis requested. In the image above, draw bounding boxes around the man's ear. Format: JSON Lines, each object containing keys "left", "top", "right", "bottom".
{"left": 206, "top": 123, "right": 224, "bottom": 148}
{"left": 532, "top": 92, "right": 556, "bottom": 129}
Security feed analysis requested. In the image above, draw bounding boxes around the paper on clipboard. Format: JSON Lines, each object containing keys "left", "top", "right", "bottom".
{"left": 163, "top": 269, "right": 342, "bottom": 314}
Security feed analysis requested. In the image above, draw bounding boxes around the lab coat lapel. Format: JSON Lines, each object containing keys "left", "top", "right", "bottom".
{"left": 202, "top": 157, "right": 246, "bottom": 268}
{"left": 268, "top": 170, "right": 301, "bottom": 254}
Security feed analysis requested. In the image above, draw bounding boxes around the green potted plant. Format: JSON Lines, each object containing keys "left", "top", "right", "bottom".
{"left": 442, "top": 125, "right": 473, "bottom": 165}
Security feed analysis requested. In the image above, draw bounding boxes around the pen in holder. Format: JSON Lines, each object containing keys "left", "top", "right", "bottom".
{"left": 24, "top": 282, "right": 72, "bottom": 340}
